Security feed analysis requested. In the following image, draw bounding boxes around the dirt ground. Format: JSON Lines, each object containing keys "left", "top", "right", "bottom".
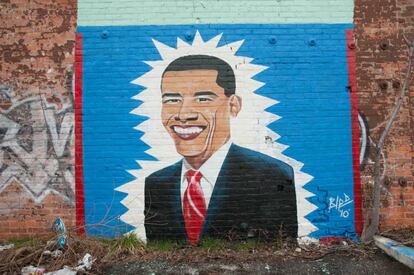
{"left": 104, "top": 249, "right": 413, "bottom": 275}
{"left": 1, "top": 234, "right": 413, "bottom": 274}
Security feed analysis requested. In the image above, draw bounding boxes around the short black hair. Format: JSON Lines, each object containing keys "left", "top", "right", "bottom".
{"left": 162, "top": 55, "right": 236, "bottom": 97}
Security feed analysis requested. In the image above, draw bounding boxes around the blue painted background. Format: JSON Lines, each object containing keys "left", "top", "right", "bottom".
{"left": 78, "top": 24, "right": 356, "bottom": 239}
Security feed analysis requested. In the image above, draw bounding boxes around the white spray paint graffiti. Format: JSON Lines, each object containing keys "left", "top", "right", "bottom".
{"left": 358, "top": 113, "right": 367, "bottom": 165}
{"left": 0, "top": 85, "right": 74, "bottom": 204}
{"left": 358, "top": 111, "right": 393, "bottom": 198}
{"left": 328, "top": 193, "right": 354, "bottom": 218}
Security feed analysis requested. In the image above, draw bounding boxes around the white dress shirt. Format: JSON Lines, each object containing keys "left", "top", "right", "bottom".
{"left": 181, "top": 141, "right": 232, "bottom": 210}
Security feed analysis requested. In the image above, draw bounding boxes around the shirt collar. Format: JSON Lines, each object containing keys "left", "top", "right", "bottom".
{"left": 181, "top": 140, "right": 232, "bottom": 185}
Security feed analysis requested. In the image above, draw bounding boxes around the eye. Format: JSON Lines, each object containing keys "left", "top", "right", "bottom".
{"left": 196, "top": 96, "right": 214, "bottom": 103}
{"left": 162, "top": 97, "right": 182, "bottom": 104}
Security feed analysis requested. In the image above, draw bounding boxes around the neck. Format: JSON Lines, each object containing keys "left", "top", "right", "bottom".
{"left": 184, "top": 157, "right": 205, "bottom": 170}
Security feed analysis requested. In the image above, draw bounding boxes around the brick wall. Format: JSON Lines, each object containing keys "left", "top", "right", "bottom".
{"left": 0, "top": 0, "right": 412, "bottom": 242}
{"left": 0, "top": 0, "right": 76, "bottom": 239}
{"left": 354, "top": 0, "right": 414, "bottom": 228}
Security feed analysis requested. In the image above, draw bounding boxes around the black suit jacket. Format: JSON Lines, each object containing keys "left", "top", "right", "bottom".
{"left": 144, "top": 144, "right": 298, "bottom": 242}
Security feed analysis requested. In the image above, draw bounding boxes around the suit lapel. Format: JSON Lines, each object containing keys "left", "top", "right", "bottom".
{"left": 201, "top": 144, "right": 237, "bottom": 237}
{"left": 168, "top": 160, "right": 187, "bottom": 240}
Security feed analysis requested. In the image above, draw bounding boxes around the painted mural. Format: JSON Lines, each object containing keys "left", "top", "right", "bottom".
{"left": 129, "top": 34, "right": 311, "bottom": 243}
{"left": 76, "top": 0, "right": 359, "bottom": 244}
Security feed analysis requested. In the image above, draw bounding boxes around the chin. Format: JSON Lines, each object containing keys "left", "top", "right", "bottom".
{"left": 175, "top": 141, "right": 211, "bottom": 158}
{"left": 171, "top": 136, "right": 208, "bottom": 156}
{"left": 176, "top": 148, "right": 206, "bottom": 158}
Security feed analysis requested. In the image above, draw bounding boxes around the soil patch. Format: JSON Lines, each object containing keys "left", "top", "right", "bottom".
{"left": 0, "top": 235, "right": 413, "bottom": 274}
{"left": 104, "top": 250, "right": 413, "bottom": 275}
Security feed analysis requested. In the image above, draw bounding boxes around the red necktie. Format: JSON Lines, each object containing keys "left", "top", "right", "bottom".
{"left": 183, "top": 170, "right": 206, "bottom": 245}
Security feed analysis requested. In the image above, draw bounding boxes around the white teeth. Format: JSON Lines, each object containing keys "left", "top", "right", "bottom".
{"left": 173, "top": 126, "right": 203, "bottom": 135}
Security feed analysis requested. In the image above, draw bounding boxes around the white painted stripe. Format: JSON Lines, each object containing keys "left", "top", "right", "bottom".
{"left": 78, "top": 0, "right": 354, "bottom": 26}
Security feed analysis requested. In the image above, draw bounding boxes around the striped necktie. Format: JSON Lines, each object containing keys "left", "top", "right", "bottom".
{"left": 183, "top": 170, "right": 206, "bottom": 245}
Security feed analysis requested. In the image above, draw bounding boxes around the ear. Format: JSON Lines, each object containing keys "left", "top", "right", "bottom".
{"left": 229, "top": 95, "right": 242, "bottom": 117}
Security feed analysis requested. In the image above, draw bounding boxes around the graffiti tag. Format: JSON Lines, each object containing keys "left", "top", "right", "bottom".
{"left": 328, "top": 193, "right": 353, "bottom": 218}
{"left": 0, "top": 86, "right": 74, "bottom": 204}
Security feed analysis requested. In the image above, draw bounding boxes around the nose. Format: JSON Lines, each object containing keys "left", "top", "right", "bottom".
{"left": 175, "top": 100, "right": 198, "bottom": 122}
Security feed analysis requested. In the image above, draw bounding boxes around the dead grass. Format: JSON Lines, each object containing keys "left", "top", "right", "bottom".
{"left": 0, "top": 233, "right": 146, "bottom": 274}
{"left": 0, "top": 233, "right": 373, "bottom": 274}
{"left": 380, "top": 227, "right": 414, "bottom": 246}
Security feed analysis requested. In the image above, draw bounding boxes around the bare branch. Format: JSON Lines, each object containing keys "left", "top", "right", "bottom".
{"left": 377, "top": 43, "right": 414, "bottom": 150}
{"left": 403, "top": 34, "right": 409, "bottom": 45}
{"left": 361, "top": 36, "right": 414, "bottom": 242}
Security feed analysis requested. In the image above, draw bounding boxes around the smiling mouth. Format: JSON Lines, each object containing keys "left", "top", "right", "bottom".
{"left": 171, "top": 125, "right": 206, "bottom": 140}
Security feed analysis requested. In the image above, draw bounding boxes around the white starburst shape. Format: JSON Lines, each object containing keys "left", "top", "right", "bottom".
{"left": 116, "top": 31, "right": 317, "bottom": 242}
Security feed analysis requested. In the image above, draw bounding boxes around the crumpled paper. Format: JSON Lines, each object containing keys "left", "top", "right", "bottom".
{"left": 21, "top": 253, "right": 95, "bottom": 275}
{"left": 42, "top": 250, "right": 63, "bottom": 258}
{"left": 75, "top": 253, "right": 94, "bottom": 271}
{"left": 21, "top": 265, "right": 45, "bottom": 275}
{"left": 0, "top": 243, "right": 14, "bottom": 251}
{"left": 45, "top": 267, "right": 76, "bottom": 275}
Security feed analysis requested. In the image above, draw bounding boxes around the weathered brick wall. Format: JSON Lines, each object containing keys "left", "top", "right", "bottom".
{"left": 1, "top": 0, "right": 412, "bottom": 242}
{"left": 0, "top": 0, "right": 76, "bottom": 238}
{"left": 355, "top": 0, "right": 414, "bottom": 228}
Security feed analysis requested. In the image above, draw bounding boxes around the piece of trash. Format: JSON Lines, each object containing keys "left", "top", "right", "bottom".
{"left": 52, "top": 218, "right": 67, "bottom": 248}
{"left": 75, "top": 253, "right": 95, "bottom": 271}
{"left": 319, "top": 236, "right": 347, "bottom": 246}
{"left": 342, "top": 241, "right": 348, "bottom": 246}
{"left": 0, "top": 243, "right": 14, "bottom": 251}
{"left": 27, "top": 253, "right": 94, "bottom": 275}
{"left": 44, "top": 266, "right": 76, "bottom": 275}
{"left": 51, "top": 250, "right": 63, "bottom": 258}
{"left": 295, "top": 247, "right": 302, "bottom": 253}
{"left": 265, "top": 263, "right": 270, "bottom": 271}
{"left": 21, "top": 265, "right": 45, "bottom": 275}
{"left": 42, "top": 250, "right": 63, "bottom": 258}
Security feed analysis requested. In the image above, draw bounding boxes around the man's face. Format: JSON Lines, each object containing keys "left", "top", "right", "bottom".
{"left": 161, "top": 69, "right": 241, "bottom": 165}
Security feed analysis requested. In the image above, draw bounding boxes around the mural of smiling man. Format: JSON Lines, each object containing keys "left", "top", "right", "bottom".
{"left": 78, "top": 1, "right": 359, "bottom": 245}
{"left": 144, "top": 54, "right": 298, "bottom": 244}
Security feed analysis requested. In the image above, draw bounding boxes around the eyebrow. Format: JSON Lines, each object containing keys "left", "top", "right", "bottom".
{"left": 162, "top": 93, "right": 182, "bottom": 98}
{"left": 194, "top": 91, "right": 218, "bottom": 97}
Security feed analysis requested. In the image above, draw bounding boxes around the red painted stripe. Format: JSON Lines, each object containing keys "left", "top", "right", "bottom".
{"left": 346, "top": 30, "right": 363, "bottom": 236}
{"left": 75, "top": 33, "right": 86, "bottom": 235}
